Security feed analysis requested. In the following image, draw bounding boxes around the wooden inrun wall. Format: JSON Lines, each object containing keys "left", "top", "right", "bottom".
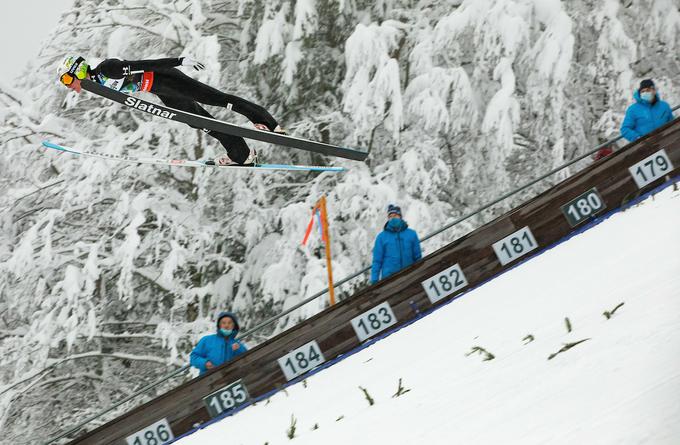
{"left": 69, "top": 119, "right": 680, "bottom": 445}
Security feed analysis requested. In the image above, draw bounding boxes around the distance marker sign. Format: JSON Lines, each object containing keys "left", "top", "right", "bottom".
{"left": 492, "top": 227, "right": 538, "bottom": 266}
{"left": 125, "top": 418, "right": 174, "bottom": 445}
{"left": 421, "top": 263, "right": 468, "bottom": 304}
{"left": 350, "top": 302, "right": 397, "bottom": 341}
{"left": 277, "top": 341, "right": 326, "bottom": 381}
{"left": 203, "top": 380, "right": 250, "bottom": 418}
{"left": 560, "top": 188, "right": 606, "bottom": 227}
{"left": 629, "top": 149, "right": 673, "bottom": 189}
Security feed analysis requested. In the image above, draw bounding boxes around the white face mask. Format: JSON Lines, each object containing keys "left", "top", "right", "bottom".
{"left": 640, "top": 91, "right": 655, "bottom": 102}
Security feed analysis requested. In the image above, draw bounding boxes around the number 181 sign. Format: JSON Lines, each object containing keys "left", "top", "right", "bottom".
{"left": 492, "top": 226, "right": 538, "bottom": 266}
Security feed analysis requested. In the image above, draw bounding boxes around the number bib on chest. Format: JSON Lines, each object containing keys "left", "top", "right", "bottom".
{"left": 98, "top": 75, "right": 139, "bottom": 93}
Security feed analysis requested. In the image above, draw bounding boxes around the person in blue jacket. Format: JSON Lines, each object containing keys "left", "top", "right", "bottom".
{"left": 621, "top": 79, "right": 674, "bottom": 142}
{"left": 190, "top": 312, "right": 248, "bottom": 375}
{"left": 371, "top": 204, "right": 422, "bottom": 284}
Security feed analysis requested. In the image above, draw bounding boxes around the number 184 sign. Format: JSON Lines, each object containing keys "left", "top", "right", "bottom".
{"left": 277, "top": 340, "right": 326, "bottom": 381}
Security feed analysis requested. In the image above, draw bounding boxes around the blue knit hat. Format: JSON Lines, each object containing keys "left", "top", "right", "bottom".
{"left": 387, "top": 204, "right": 402, "bottom": 217}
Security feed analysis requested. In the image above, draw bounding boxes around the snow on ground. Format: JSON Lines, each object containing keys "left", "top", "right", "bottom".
{"left": 176, "top": 182, "right": 680, "bottom": 445}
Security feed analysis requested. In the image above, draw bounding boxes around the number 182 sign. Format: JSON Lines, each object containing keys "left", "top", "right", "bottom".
{"left": 421, "top": 263, "right": 468, "bottom": 304}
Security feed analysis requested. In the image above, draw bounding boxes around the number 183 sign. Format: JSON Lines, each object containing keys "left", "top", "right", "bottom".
{"left": 350, "top": 301, "right": 397, "bottom": 341}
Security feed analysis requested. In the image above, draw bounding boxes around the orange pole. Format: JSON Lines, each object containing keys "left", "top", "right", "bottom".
{"left": 318, "top": 196, "right": 336, "bottom": 306}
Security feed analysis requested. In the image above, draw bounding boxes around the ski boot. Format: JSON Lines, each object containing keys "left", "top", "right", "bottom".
{"left": 254, "top": 123, "right": 288, "bottom": 135}
{"left": 208, "top": 146, "right": 258, "bottom": 166}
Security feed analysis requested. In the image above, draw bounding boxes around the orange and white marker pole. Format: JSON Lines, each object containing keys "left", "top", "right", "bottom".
{"left": 301, "top": 195, "right": 336, "bottom": 306}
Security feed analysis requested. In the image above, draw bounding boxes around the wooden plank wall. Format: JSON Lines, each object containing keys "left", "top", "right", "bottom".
{"left": 69, "top": 119, "right": 680, "bottom": 445}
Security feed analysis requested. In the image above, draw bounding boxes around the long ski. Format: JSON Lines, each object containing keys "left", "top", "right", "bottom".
{"left": 80, "top": 80, "right": 368, "bottom": 161}
{"left": 41, "top": 141, "right": 346, "bottom": 173}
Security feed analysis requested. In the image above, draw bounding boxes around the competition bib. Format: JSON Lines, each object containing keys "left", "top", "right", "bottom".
{"left": 97, "top": 75, "right": 139, "bottom": 93}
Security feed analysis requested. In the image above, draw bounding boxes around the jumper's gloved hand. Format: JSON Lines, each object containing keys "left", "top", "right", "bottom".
{"left": 180, "top": 57, "right": 205, "bottom": 71}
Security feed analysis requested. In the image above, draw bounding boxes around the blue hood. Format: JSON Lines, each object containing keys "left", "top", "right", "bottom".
{"left": 384, "top": 218, "right": 409, "bottom": 233}
{"left": 190, "top": 313, "right": 248, "bottom": 374}
{"left": 621, "top": 89, "right": 674, "bottom": 142}
{"left": 633, "top": 89, "right": 660, "bottom": 105}
{"left": 216, "top": 311, "right": 240, "bottom": 338}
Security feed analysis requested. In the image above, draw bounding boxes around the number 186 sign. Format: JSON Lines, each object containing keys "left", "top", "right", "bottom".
{"left": 125, "top": 418, "right": 174, "bottom": 445}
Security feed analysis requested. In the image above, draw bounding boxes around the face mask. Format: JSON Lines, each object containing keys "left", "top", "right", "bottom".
{"left": 640, "top": 91, "right": 654, "bottom": 102}
{"left": 387, "top": 218, "right": 403, "bottom": 229}
{"left": 219, "top": 328, "right": 233, "bottom": 337}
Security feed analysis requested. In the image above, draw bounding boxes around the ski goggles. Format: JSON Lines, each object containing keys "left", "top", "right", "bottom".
{"left": 60, "top": 56, "right": 85, "bottom": 86}
{"left": 60, "top": 72, "right": 77, "bottom": 86}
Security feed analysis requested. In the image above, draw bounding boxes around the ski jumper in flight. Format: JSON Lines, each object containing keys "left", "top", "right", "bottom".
{"left": 57, "top": 56, "right": 286, "bottom": 165}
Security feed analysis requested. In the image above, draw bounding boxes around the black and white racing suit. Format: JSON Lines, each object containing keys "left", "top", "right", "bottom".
{"left": 90, "top": 58, "right": 278, "bottom": 164}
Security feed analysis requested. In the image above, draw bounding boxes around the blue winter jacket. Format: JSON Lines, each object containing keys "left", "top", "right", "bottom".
{"left": 620, "top": 90, "right": 674, "bottom": 142}
{"left": 190, "top": 312, "right": 248, "bottom": 375}
{"left": 371, "top": 218, "right": 422, "bottom": 284}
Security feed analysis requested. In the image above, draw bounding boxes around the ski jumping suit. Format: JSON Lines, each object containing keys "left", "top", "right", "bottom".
{"left": 90, "top": 58, "right": 279, "bottom": 164}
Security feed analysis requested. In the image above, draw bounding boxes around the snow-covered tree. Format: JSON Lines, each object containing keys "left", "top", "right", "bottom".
{"left": 1, "top": 0, "right": 679, "bottom": 442}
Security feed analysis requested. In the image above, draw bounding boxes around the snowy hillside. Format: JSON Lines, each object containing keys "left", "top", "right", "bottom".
{"left": 174, "top": 182, "right": 680, "bottom": 445}
{"left": 2, "top": 0, "right": 680, "bottom": 442}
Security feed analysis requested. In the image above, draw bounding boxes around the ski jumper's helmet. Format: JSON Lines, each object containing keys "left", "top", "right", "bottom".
{"left": 58, "top": 56, "right": 89, "bottom": 85}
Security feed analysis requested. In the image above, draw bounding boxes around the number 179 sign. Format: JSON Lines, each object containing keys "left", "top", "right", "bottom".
{"left": 629, "top": 149, "right": 673, "bottom": 188}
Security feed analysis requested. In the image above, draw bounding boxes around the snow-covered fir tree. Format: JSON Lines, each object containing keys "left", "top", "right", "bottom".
{"left": 1, "top": 0, "right": 679, "bottom": 442}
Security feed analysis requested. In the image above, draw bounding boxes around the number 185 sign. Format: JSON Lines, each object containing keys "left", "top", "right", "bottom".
{"left": 202, "top": 380, "right": 250, "bottom": 418}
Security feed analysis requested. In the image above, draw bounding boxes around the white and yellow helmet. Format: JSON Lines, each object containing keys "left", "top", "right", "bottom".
{"left": 58, "top": 55, "right": 89, "bottom": 85}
